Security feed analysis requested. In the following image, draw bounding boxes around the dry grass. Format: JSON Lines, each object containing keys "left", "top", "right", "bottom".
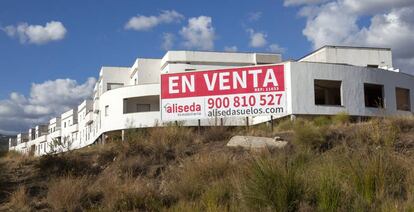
{"left": 46, "top": 176, "right": 91, "bottom": 211}
{"left": 7, "top": 186, "right": 31, "bottom": 211}
{"left": 1, "top": 150, "right": 35, "bottom": 166}
{"left": 1, "top": 115, "right": 414, "bottom": 211}
{"left": 165, "top": 152, "right": 237, "bottom": 201}
{"left": 88, "top": 170, "right": 171, "bottom": 211}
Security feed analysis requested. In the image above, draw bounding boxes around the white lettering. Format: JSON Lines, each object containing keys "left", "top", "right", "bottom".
{"left": 219, "top": 72, "right": 230, "bottom": 90}
{"left": 204, "top": 73, "right": 218, "bottom": 91}
{"left": 248, "top": 69, "right": 262, "bottom": 88}
{"left": 233, "top": 71, "right": 247, "bottom": 89}
{"left": 263, "top": 69, "right": 278, "bottom": 87}
{"left": 182, "top": 75, "right": 195, "bottom": 93}
{"left": 169, "top": 76, "right": 179, "bottom": 94}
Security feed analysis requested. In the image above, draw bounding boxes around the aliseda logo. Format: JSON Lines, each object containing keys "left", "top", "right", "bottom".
{"left": 163, "top": 102, "right": 201, "bottom": 113}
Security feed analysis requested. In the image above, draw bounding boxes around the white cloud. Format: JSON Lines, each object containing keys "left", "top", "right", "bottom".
{"left": 268, "top": 44, "right": 286, "bottom": 53}
{"left": 125, "top": 10, "right": 184, "bottom": 31}
{"left": 162, "top": 33, "right": 175, "bottom": 50}
{"left": 180, "top": 16, "right": 215, "bottom": 50}
{"left": 289, "top": 0, "right": 414, "bottom": 74}
{"left": 224, "top": 46, "right": 238, "bottom": 52}
{"left": 3, "top": 21, "right": 67, "bottom": 45}
{"left": 248, "top": 12, "right": 262, "bottom": 21}
{"left": 0, "top": 78, "right": 96, "bottom": 134}
{"left": 342, "top": 0, "right": 414, "bottom": 14}
{"left": 248, "top": 29, "right": 267, "bottom": 48}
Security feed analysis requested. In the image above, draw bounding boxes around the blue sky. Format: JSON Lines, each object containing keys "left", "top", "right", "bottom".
{"left": 0, "top": 0, "right": 310, "bottom": 99}
{"left": 1, "top": 0, "right": 414, "bottom": 134}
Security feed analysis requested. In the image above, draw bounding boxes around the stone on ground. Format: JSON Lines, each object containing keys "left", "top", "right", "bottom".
{"left": 226, "top": 136, "right": 287, "bottom": 149}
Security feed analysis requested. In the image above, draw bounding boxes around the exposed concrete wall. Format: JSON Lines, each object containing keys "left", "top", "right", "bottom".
{"left": 289, "top": 62, "right": 414, "bottom": 116}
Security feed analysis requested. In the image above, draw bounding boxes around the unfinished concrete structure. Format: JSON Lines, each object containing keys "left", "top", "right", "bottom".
{"left": 8, "top": 46, "right": 414, "bottom": 156}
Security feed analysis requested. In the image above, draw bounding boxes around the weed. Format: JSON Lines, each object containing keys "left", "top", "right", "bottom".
{"left": 241, "top": 156, "right": 304, "bottom": 212}
{"left": 293, "top": 120, "right": 328, "bottom": 151}
{"left": 332, "top": 112, "right": 350, "bottom": 125}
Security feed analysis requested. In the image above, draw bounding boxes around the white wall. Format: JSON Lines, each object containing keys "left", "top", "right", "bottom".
{"left": 289, "top": 62, "right": 414, "bottom": 116}
{"left": 99, "top": 84, "right": 160, "bottom": 131}
{"left": 300, "top": 46, "right": 393, "bottom": 68}
{"left": 130, "top": 59, "right": 161, "bottom": 85}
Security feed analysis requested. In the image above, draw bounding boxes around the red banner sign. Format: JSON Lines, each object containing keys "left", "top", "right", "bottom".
{"left": 161, "top": 65, "right": 286, "bottom": 121}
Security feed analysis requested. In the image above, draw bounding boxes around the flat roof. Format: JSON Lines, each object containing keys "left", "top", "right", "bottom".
{"left": 299, "top": 45, "right": 391, "bottom": 61}
{"left": 166, "top": 50, "right": 282, "bottom": 55}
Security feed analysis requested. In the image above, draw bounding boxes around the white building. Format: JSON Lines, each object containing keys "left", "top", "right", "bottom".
{"left": 8, "top": 46, "right": 414, "bottom": 156}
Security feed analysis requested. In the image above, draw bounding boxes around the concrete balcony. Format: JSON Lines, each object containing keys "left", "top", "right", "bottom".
{"left": 67, "top": 123, "right": 78, "bottom": 133}
{"left": 85, "top": 112, "right": 94, "bottom": 125}
{"left": 99, "top": 84, "right": 161, "bottom": 132}
{"left": 48, "top": 129, "right": 61, "bottom": 139}
{"left": 93, "top": 99, "right": 100, "bottom": 113}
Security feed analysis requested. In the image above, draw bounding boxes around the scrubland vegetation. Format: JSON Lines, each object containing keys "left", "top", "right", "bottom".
{"left": 1, "top": 114, "right": 414, "bottom": 211}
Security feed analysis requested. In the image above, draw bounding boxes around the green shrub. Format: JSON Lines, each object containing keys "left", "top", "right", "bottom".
{"left": 166, "top": 153, "right": 235, "bottom": 201}
{"left": 332, "top": 112, "right": 350, "bottom": 125}
{"left": 148, "top": 126, "right": 195, "bottom": 162}
{"left": 316, "top": 167, "right": 343, "bottom": 212}
{"left": 346, "top": 148, "right": 407, "bottom": 208}
{"left": 241, "top": 157, "right": 304, "bottom": 212}
{"left": 293, "top": 120, "right": 328, "bottom": 151}
{"left": 313, "top": 116, "right": 332, "bottom": 127}
{"left": 202, "top": 126, "right": 233, "bottom": 143}
{"left": 201, "top": 180, "right": 235, "bottom": 211}
{"left": 277, "top": 118, "right": 294, "bottom": 131}
{"left": 356, "top": 119, "right": 400, "bottom": 147}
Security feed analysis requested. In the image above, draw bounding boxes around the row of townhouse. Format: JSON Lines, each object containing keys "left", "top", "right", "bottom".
{"left": 9, "top": 46, "right": 414, "bottom": 156}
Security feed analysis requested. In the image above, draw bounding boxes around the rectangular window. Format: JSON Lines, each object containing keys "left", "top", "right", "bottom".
{"left": 107, "top": 83, "right": 124, "bottom": 91}
{"left": 105, "top": 105, "right": 109, "bottom": 116}
{"left": 314, "top": 80, "right": 342, "bottom": 106}
{"left": 364, "top": 83, "right": 384, "bottom": 108}
{"left": 396, "top": 87, "right": 411, "bottom": 111}
{"left": 137, "top": 104, "right": 151, "bottom": 112}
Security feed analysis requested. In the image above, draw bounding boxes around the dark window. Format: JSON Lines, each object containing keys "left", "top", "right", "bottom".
{"left": 396, "top": 87, "right": 411, "bottom": 111}
{"left": 137, "top": 104, "right": 151, "bottom": 112}
{"left": 105, "top": 105, "right": 109, "bottom": 116}
{"left": 367, "top": 64, "right": 379, "bottom": 68}
{"left": 314, "top": 80, "right": 342, "bottom": 106}
{"left": 364, "top": 83, "right": 384, "bottom": 108}
{"left": 107, "top": 83, "right": 124, "bottom": 91}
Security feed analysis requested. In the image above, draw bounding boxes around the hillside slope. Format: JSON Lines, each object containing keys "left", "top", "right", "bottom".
{"left": 0, "top": 115, "right": 414, "bottom": 211}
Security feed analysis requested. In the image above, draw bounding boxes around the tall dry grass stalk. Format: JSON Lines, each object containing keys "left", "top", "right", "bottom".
{"left": 46, "top": 175, "right": 91, "bottom": 211}
{"left": 7, "top": 186, "right": 31, "bottom": 211}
